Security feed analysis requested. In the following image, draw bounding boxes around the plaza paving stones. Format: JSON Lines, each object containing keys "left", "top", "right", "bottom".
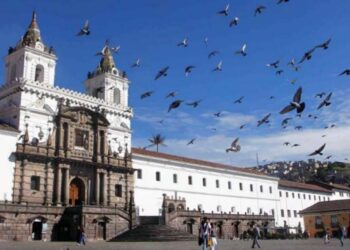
{"left": 0, "top": 239, "right": 348, "bottom": 250}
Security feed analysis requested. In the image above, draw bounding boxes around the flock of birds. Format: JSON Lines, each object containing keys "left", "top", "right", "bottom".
{"left": 75, "top": 1, "right": 350, "bottom": 162}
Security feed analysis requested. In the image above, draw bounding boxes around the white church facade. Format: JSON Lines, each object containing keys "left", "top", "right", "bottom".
{"left": 0, "top": 12, "right": 349, "bottom": 240}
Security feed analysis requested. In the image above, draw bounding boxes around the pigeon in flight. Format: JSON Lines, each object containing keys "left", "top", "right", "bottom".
{"left": 155, "top": 66, "right": 169, "bottom": 80}
{"left": 239, "top": 124, "right": 247, "bottom": 130}
{"left": 204, "top": 37, "right": 209, "bottom": 47}
{"left": 281, "top": 117, "right": 292, "bottom": 127}
{"left": 131, "top": 58, "right": 141, "bottom": 68}
{"left": 217, "top": 4, "right": 230, "bottom": 16}
{"left": 257, "top": 113, "right": 271, "bottom": 127}
{"left": 214, "top": 112, "right": 222, "bottom": 117}
{"left": 186, "top": 100, "right": 202, "bottom": 108}
{"left": 280, "top": 87, "right": 305, "bottom": 114}
{"left": 325, "top": 155, "right": 332, "bottom": 160}
{"left": 213, "top": 61, "right": 223, "bottom": 71}
{"left": 283, "top": 142, "right": 290, "bottom": 146}
{"left": 208, "top": 50, "right": 220, "bottom": 59}
{"left": 309, "top": 143, "right": 326, "bottom": 156}
{"left": 315, "top": 92, "right": 326, "bottom": 98}
{"left": 254, "top": 6, "right": 266, "bottom": 16}
{"left": 266, "top": 60, "right": 280, "bottom": 68}
{"left": 226, "top": 138, "right": 241, "bottom": 153}
{"left": 339, "top": 69, "right": 350, "bottom": 76}
{"left": 177, "top": 38, "right": 188, "bottom": 47}
{"left": 277, "top": 0, "right": 290, "bottom": 4}
{"left": 233, "top": 96, "right": 244, "bottom": 104}
{"left": 276, "top": 70, "right": 284, "bottom": 75}
{"left": 77, "top": 20, "right": 90, "bottom": 36}
{"left": 235, "top": 44, "right": 247, "bottom": 56}
{"left": 168, "top": 100, "right": 184, "bottom": 112}
{"left": 187, "top": 138, "right": 196, "bottom": 145}
{"left": 295, "top": 125, "right": 303, "bottom": 130}
{"left": 315, "top": 38, "right": 331, "bottom": 50}
{"left": 317, "top": 92, "right": 332, "bottom": 110}
{"left": 291, "top": 144, "right": 300, "bottom": 147}
{"left": 185, "top": 65, "right": 195, "bottom": 76}
{"left": 140, "top": 91, "right": 154, "bottom": 99}
{"left": 229, "top": 17, "right": 239, "bottom": 27}
{"left": 287, "top": 59, "right": 296, "bottom": 67}
{"left": 166, "top": 91, "right": 177, "bottom": 98}
{"left": 299, "top": 48, "right": 316, "bottom": 63}
{"left": 110, "top": 46, "right": 121, "bottom": 54}
{"left": 289, "top": 79, "right": 297, "bottom": 85}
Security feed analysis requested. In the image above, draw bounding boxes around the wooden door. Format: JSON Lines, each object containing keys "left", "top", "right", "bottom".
{"left": 69, "top": 183, "right": 79, "bottom": 206}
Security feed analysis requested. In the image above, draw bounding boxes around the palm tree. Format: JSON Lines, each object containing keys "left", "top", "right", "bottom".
{"left": 148, "top": 134, "right": 166, "bottom": 152}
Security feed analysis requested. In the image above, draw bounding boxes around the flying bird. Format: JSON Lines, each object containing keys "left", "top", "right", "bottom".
{"left": 217, "top": 4, "right": 230, "bottom": 16}
{"left": 208, "top": 50, "right": 220, "bottom": 58}
{"left": 168, "top": 100, "right": 184, "bottom": 112}
{"left": 276, "top": 70, "right": 284, "bottom": 75}
{"left": 235, "top": 44, "right": 247, "bottom": 56}
{"left": 226, "top": 138, "right": 241, "bottom": 153}
{"left": 177, "top": 38, "right": 188, "bottom": 47}
{"left": 140, "top": 91, "right": 154, "bottom": 99}
{"left": 325, "top": 155, "right": 332, "bottom": 160}
{"left": 281, "top": 117, "right": 292, "bottom": 127}
{"left": 155, "top": 66, "right": 169, "bottom": 80}
{"left": 110, "top": 46, "right": 121, "bottom": 54}
{"left": 266, "top": 60, "right": 280, "bottom": 68}
{"left": 257, "top": 113, "right": 271, "bottom": 127}
{"left": 280, "top": 87, "right": 305, "bottom": 114}
{"left": 186, "top": 100, "right": 202, "bottom": 108}
{"left": 309, "top": 143, "right": 326, "bottom": 156}
{"left": 277, "top": 0, "right": 290, "bottom": 4}
{"left": 291, "top": 144, "right": 300, "bottom": 147}
{"left": 315, "top": 92, "right": 326, "bottom": 98}
{"left": 229, "top": 17, "right": 239, "bottom": 27}
{"left": 185, "top": 65, "right": 195, "bottom": 76}
{"left": 239, "top": 124, "right": 246, "bottom": 130}
{"left": 204, "top": 37, "right": 209, "bottom": 47}
{"left": 299, "top": 48, "right": 316, "bottom": 63}
{"left": 213, "top": 61, "right": 223, "bottom": 71}
{"left": 295, "top": 125, "right": 303, "bottom": 130}
{"left": 317, "top": 93, "right": 332, "bottom": 110}
{"left": 131, "top": 58, "right": 141, "bottom": 68}
{"left": 166, "top": 91, "right": 177, "bottom": 98}
{"left": 187, "top": 138, "right": 196, "bottom": 145}
{"left": 214, "top": 112, "right": 222, "bottom": 117}
{"left": 339, "top": 69, "right": 350, "bottom": 76}
{"left": 315, "top": 38, "right": 331, "bottom": 50}
{"left": 283, "top": 142, "right": 290, "bottom": 146}
{"left": 234, "top": 96, "right": 244, "bottom": 104}
{"left": 254, "top": 6, "right": 266, "bottom": 16}
{"left": 77, "top": 20, "right": 90, "bottom": 36}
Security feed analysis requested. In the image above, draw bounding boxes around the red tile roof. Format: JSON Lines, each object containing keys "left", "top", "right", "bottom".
{"left": 0, "top": 121, "right": 19, "bottom": 133}
{"left": 278, "top": 179, "right": 332, "bottom": 194}
{"left": 300, "top": 199, "right": 350, "bottom": 214}
{"left": 131, "top": 147, "right": 271, "bottom": 177}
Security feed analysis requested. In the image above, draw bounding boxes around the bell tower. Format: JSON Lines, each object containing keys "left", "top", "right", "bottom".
{"left": 5, "top": 12, "right": 57, "bottom": 86}
{"left": 85, "top": 41, "right": 129, "bottom": 107}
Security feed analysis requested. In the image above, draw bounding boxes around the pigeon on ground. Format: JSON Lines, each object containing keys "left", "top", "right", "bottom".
{"left": 235, "top": 44, "right": 247, "bottom": 56}
{"left": 186, "top": 100, "right": 202, "bottom": 108}
{"left": 77, "top": 20, "right": 90, "bottom": 36}
{"left": 185, "top": 65, "right": 195, "bottom": 76}
{"left": 140, "top": 91, "right": 154, "bottom": 99}
{"left": 187, "top": 138, "right": 196, "bottom": 145}
{"left": 315, "top": 38, "right": 331, "bottom": 50}
{"left": 226, "top": 138, "right": 241, "bottom": 152}
{"left": 168, "top": 100, "right": 184, "bottom": 112}
{"left": 155, "top": 66, "right": 169, "bottom": 80}
{"left": 217, "top": 4, "right": 230, "bottom": 16}
{"left": 309, "top": 143, "right": 326, "bottom": 156}
{"left": 339, "top": 69, "right": 350, "bottom": 76}
{"left": 255, "top": 6, "right": 266, "bottom": 16}
{"left": 234, "top": 96, "right": 244, "bottom": 104}
{"left": 213, "top": 61, "right": 223, "bottom": 71}
{"left": 317, "top": 93, "right": 332, "bottom": 110}
{"left": 280, "top": 87, "right": 305, "bottom": 114}
{"left": 208, "top": 50, "right": 220, "bottom": 58}
{"left": 299, "top": 48, "right": 316, "bottom": 63}
{"left": 257, "top": 113, "right": 271, "bottom": 127}
{"left": 177, "top": 38, "right": 188, "bottom": 47}
{"left": 266, "top": 60, "right": 280, "bottom": 68}
{"left": 229, "top": 17, "right": 239, "bottom": 27}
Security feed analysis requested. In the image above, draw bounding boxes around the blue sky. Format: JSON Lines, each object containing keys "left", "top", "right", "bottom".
{"left": 1, "top": 0, "right": 350, "bottom": 166}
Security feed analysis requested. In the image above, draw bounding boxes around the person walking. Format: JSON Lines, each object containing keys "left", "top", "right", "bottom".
{"left": 79, "top": 228, "right": 87, "bottom": 246}
{"left": 209, "top": 223, "right": 218, "bottom": 250}
{"left": 323, "top": 229, "right": 330, "bottom": 244}
{"left": 199, "top": 217, "right": 211, "bottom": 250}
{"left": 337, "top": 225, "right": 344, "bottom": 247}
{"left": 251, "top": 224, "right": 261, "bottom": 249}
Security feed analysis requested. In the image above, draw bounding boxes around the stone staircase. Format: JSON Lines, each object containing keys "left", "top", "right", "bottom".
{"left": 111, "top": 216, "right": 197, "bottom": 242}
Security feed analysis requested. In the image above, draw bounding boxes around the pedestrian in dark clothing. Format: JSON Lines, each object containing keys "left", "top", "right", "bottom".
{"left": 338, "top": 225, "right": 344, "bottom": 247}
{"left": 251, "top": 225, "right": 261, "bottom": 249}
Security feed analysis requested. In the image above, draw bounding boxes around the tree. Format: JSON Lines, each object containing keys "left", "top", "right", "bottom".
{"left": 148, "top": 134, "right": 166, "bottom": 152}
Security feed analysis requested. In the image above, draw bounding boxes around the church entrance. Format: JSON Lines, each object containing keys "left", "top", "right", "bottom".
{"left": 97, "top": 222, "right": 107, "bottom": 240}
{"left": 32, "top": 220, "right": 43, "bottom": 240}
{"left": 69, "top": 178, "right": 85, "bottom": 206}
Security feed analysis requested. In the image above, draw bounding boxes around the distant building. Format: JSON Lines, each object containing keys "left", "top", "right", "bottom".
{"left": 300, "top": 199, "right": 350, "bottom": 237}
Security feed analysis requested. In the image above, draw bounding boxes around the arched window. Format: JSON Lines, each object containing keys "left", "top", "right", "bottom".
{"left": 34, "top": 64, "right": 44, "bottom": 82}
{"left": 114, "top": 88, "right": 121, "bottom": 104}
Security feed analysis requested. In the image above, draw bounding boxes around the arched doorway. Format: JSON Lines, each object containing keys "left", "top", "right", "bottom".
{"left": 69, "top": 178, "right": 85, "bottom": 206}
{"left": 29, "top": 216, "right": 47, "bottom": 241}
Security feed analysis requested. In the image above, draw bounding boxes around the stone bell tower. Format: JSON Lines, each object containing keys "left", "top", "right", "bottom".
{"left": 5, "top": 11, "right": 57, "bottom": 86}
{"left": 85, "top": 41, "right": 130, "bottom": 107}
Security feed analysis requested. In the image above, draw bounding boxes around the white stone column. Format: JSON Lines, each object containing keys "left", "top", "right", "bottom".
{"left": 56, "top": 166, "right": 62, "bottom": 205}
{"left": 95, "top": 170, "right": 100, "bottom": 205}
{"left": 64, "top": 167, "right": 70, "bottom": 206}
